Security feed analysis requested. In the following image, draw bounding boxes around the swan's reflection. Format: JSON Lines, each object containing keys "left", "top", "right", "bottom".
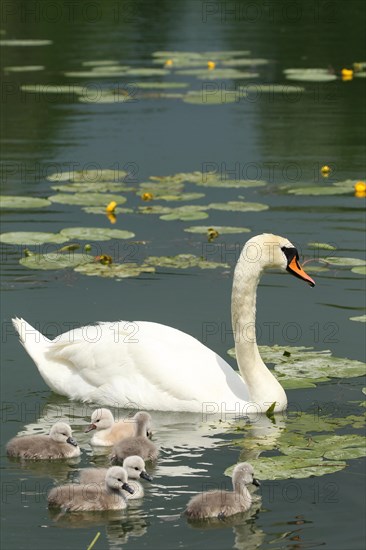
{"left": 49, "top": 505, "right": 148, "bottom": 548}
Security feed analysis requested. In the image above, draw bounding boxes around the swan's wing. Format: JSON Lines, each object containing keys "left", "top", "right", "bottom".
{"left": 48, "top": 321, "right": 249, "bottom": 409}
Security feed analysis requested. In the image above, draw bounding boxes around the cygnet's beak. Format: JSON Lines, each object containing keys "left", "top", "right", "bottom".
{"left": 252, "top": 477, "right": 261, "bottom": 487}
{"left": 84, "top": 423, "right": 97, "bottom": 433}
{"left": 140, "top": 470, "right": 153, "bottom": 482}
{"left": 66, "top": 436, "right": 78, "bottom": 447}
{"left": 122, "top": 482, "right": 134, "bottom": 494}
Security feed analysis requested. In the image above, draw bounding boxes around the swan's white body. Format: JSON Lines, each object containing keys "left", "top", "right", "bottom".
{"left": 13, "top": 234, "right": 315, "bottom": 414}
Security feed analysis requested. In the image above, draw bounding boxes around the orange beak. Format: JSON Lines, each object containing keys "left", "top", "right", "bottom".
{"left": 288, "top": 256, "right": 315, "bottom": 287}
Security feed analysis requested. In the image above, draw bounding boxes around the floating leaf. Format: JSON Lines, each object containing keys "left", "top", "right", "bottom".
{"left": 184, "top": 225, "right": 251, "bottom": 235}
{"left": 5, "top": 65, "right": 44, "bottom": 72}
{"left": 20, "top": 253, "right": 93, "bottom": 271}
{"left": 157, "top": 193, "right": 205, "bottom": 202}
{"left": 79, "top": 92, "right": 132, "bottom": 103}
{"left": 307, "top": 242, "right": 337, "bottom": 251}
{"left": 83, "top": 206, "right": 134, "bottom": 215}
{"left": 178, "top": 68, "right": 257, "bottom": 80}
{"left": 182, "top": 90, "right": 239, "bottom": 104}
{"left": 351, "top": 266, "right": 366, "bottom": 275}
{"left": 64, "top": 70, "right": 128, "bottom": 78}
{"left": 48, "top": 193, "right": 127, "bottom": 206}
{"left": 159, "top": 205, "right": 209, "bottom": 221}
{"left": 145, "top": 254, "right": 229, "bottom": 270}
{"left": 0, "top": 39, "right": 52, "bottom": 46}
{"left": 21, "top": 84, "right": 85, "bottom": 94}
{"left": 0, "top": 232, "right": 66, "bottom": 245}
{"left": 47, "top": 169, "right": 128, "bottom": 183}
{"left": 59, "top": 227, "right": 134, "bottom": 241}
{"left": 196, "top": 179, "right": 267, "bottom": 189}
{"left": 285, "top": 186, "right": 352, "bottom": 196}
{"left": 51, "top": 182, "right": 133, "bottom": 193}
{"left": 134, "top": 82, "right": 188, "bottom": 89}
{"left": 208, "top": 201, "right": 268, "bottom": 212}
{"left": 74, "top": 262, "right": 155, "bottom": 279}
{"left": 326, "top": 257, "right": 366, "bottom": 267}
{"left": 228, "top": 344, "right": 366, "bottom": 382}
{"left": 350, "top": 315, "right": 366, "bottom": 322}
{"left": 284, "top": 68, "right": 337, "bottom": 82}
{"left": 123, "top": 68, "right": 169, "bottom": 77}
{"left": 239, "top": 83, "right": 305, "bottom": 94}
{"left": 0, "top": 195, "right": 51, "bottom": 209}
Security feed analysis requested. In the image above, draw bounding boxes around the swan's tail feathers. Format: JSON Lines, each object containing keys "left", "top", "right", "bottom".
{"left": 12, "top": 317, "right": 51, "bottom": 365}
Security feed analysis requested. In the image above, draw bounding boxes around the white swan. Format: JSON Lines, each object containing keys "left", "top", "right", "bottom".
{"left": 12, "top": 234, "right": 314, "bottom": 414}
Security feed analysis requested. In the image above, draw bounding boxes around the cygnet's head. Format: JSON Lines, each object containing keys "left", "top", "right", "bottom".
{"left": 85, "top": 408, "right": 114, "bottom": 433}
{"left": 241, "top": 234, "right": 315, "bottom": 287}
{"left": 49, "top": 422, "right": 78, "bottom": 447}
{"left": 123, "top": 455, "right": 153, "bottom": 481}
{"left": 232, "top": 462, "right": 260, "bottom": 488}
{"left": 134, "top": 411, "right": 153, "bottom": 437}
{"left": 106, "top": 466, "right": 134, "bottom": 494}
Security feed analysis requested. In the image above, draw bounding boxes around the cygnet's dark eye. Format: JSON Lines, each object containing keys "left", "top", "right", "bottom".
{"left": 95, "top": 419, "right": 100, "bottom": 423}
{"left": 135, "top": 467, "right": 139, "bottom": 471}
{"left": 117, "top": 478, "right": 122, "bottom": 482}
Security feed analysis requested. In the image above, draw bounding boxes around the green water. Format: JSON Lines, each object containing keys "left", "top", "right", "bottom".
{"left": 1, "top": 1, "right": 365, "bottom": 549}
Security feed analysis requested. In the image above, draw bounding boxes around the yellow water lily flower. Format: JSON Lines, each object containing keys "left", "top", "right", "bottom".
{"left": 207, "top": 61, "right": 216, "bottom": 70}
{"left": 106, "top": 201, "right": 117, "bottom": 212}
{"left": 95, "top": 254, "right": 113, "bottom": 265}
{"left": 164, "top": 59, "right": 173, "bottom": 67}
{"left": 354, "top": 181, "right": 366, "bottom": 198}
{"left": 141, "top": 192, "right": 153, "bottom": 201}
{"left": 341, "top": 68, "right": 353, "bottom": 77}
{"left": 321, "top": 165, "right": 331, "bottom": 176}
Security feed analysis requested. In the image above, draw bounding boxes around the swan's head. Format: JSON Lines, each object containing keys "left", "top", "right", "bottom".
{"left": 242, "top": 234, "right": 315, "bottom": 287}
{"left": 123, "top": 455, "right": 153, "bottom": 481}
{"left": 105, "top": 466, "right": 134, "bottom": 494}
{"left": 85, "top": 408, "right": 114, "bottom": 433}
{"left": 50, "top": 422, "right": 78, "bottom": 447}
{"left": 232, "top": 462, "right": 260, "bottom": 488}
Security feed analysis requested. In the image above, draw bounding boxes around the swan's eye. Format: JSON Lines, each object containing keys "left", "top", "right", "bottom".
{"left": 95, "top": 419, "right": 100, "bottom": 423}
{"left": 135, "top": 467, "right": 139, "bottom": 470}
{"left": 117, "top": 478, "right": 122, "bottom": 482}
{"left": 281, "top": 246, "right": 298, "bottom": 264}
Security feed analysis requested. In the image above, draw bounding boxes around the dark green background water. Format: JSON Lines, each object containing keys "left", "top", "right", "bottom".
{"left": 1, "top": 1, "right": 365, "bottom": 549}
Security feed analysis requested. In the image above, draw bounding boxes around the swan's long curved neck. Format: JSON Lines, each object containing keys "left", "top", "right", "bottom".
{"left": 231, "top": 253, "right": 287, "bottom": 412}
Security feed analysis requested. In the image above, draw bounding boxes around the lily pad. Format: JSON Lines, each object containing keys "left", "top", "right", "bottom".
{"left": 0, "top": 232, "right": 66, "bottom": 245}
{"left": 59, "top": 227, "right": 134, "bottom": 241}
{"left": 48, "top": 193, "right": 127, "bottom": 206}
{"left": 196, "top": 179, "right": 267, "bottom": 189}
{"left": 178, "top": 68, "right": 257, "bottom": 80}
{"left": 21, "top": 84, "right": 85, "bottom": 94}
{"left": 307, "top": 242, "right": 337, "bottom": 251}
{"left": 47, "top": 169, "right": 129, "bottom": 183}
{"left": 64, "top": 70, "right": 128, "bottom": 78}
{"left": 74, "top": 262, "right": 155, "bottom": 279}
{"left": 284, "top": 68, "right": 337, "bottom": 82}
{"left": 226, "top": 456, "right": 346, "bottom": 480}
{"left": 5, "top": 65, "right": 44, "bottom": 72}
{"left": 350, "top": 315, "right": 366, "bottom": 322}
{"left": 182, "top": 90, "right": 239, "bottom": 104}
{"left": 123, "top": 68, "right": 169, "bottom": 77}
{"left": 145, "top": 254, "right": 229, "bottom": 270}
{"left": 157, "top": 193, "right": 205, "bottom": 202}
{"left": 228, "top": 344, "right": 366, "bottom": 382}
{"left": 134, "top": 82, "right": 188, "bottom": 89}
{"left": 351, "top": 266, "right": 366, "bottom": 275}
{"left": 208, "top": 201, "right": 268, "bottom": 212}
{"left": 0, "top": 39, "right": 52, "bottom": 46}
{"left": 51, "top": 182, "right": 133, "bottom": 193}
{"left": 184, "top": 225, "right": 251, "bottom": 235}
{"left": 82, "top": 206, "right": 134, "bottom": 215}
{"left": 285, "top": 186, "right": 352, "bottom": 196}
{"left": 159, "top": 205, "right": 209, "bottom": 221}
{"left": 239, "top": 83, "right": 305, "bottom": 94}
{"left": 0, "top": 196, "right": 51, "bottom": 209}
{"left": 326, "top": 257, "right": 366, "bottom": 267}
{"left": 20, "top": 253, "right": 93, "bottom": 271}
{"left": 79, "top": 92, "right": 132, "bottom": 103}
